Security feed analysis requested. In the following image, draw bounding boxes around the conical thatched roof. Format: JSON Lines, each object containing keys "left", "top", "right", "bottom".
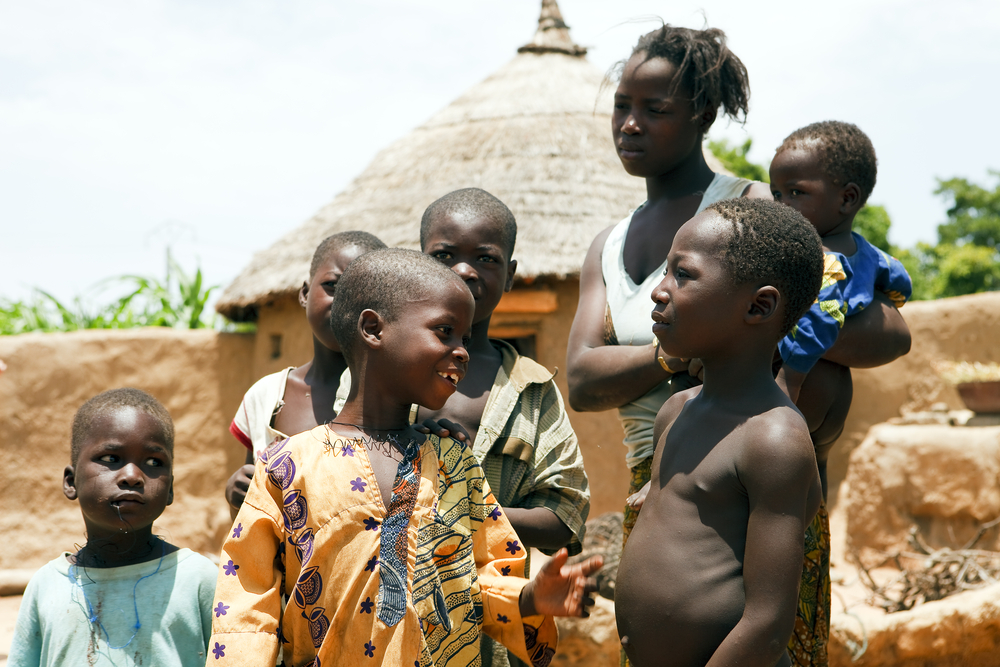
{"left": 217, "top": 0, "right": 726, "bottom": 320}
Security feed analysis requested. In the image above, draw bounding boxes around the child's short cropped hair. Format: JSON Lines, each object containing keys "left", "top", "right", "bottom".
{"left": 71, "top": 388, "right": 174, "bottom": 465}
{"left": 309, "top": 231, "right": 387, "bottom": 280}
{"left": 708, "top": 198, "right": 824, "bottom": 336}
{"left": 329, "top": 248, "right": 468, "bottom": 358}
{"left": 777, "top": 120, "right": 878, "bottom": 204}
{"left": 420, "top": 188, "right": 517, "bottom": 260}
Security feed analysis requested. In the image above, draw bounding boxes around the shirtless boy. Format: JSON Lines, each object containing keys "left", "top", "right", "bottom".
{"left": 616, "top": 198, "right": 824, "bottom": 667}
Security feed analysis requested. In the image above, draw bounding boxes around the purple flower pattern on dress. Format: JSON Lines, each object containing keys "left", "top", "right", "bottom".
{"left": 232, "top": 523, "right": 242, "bottom": 538}
{"left": 360, "top": 597, "right": 374, "bottom": 614}
{"left": 501, "top": 565, "right": 511, "bottom": 576}
{"left": 364, "top": 641, "right": 375, "bottom": 658}
{"left": 222, "top": 560, "right": 239, "bottom": 576}
{"left": 212, "top": 642, "right": 225, "bottom": 659}
{"left": 214, "top": 602, "right": 229, "bottom": 617}
{"left": 505, "top": 540, "right": 521, "bottom": 555}
{"left": 489, "top": 506, "right": 502, "bottom": 521}
{"left": 497, "top": 613, "right": 509, "bottom": 624}
{"left": 341, "top": 442, "right": 355, "bottom": 457}
{"left": 363, "top": 516, "right": 379, "bottom": 531}
{"left": 364, "top": 556, "right": 378, "bottom": 572}
{"left": 350, "top": 477, "right": 367, "bottom": 492}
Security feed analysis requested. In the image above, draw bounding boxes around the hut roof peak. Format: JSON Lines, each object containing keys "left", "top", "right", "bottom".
{"left": 518, "top": 0, "right": 587, "bottom": 57}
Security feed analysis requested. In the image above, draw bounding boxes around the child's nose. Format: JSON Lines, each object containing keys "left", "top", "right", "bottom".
{"left": 452, "top": 262, "right": 477, "bottom": 282}
{"left": 454, "top": 345, "right": 470, "bottom": 364}
{"left": 119, "top": 463, "right": 144, "bottom": 487}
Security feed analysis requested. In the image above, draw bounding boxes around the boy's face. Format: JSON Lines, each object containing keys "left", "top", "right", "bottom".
{"left": 300, "top": 245, "right": 367, "bottom": 353}
{"left": 769, "top": 147, "right": 848, "bottom": 237}
{"left": 64, "top": 406, "right": 173, "bottom": 540}
{"left": 422, "top": 212, "right": 515, "bottom": 325}
{"left": 379, "top": 280, "right": 474, "bottom": 411}
{"left": 613, "top": 54, "right": 712, "bottom": 179}
{"left": 650, "top": 212, "right": 750, "bottom": 360}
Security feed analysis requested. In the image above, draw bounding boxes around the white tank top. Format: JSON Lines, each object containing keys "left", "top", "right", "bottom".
{"left": 601, "top": 173, "right": 754, "bottom": 467}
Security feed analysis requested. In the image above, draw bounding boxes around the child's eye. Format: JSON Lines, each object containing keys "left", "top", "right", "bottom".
{"left": 145, "top": 457, "right": 165, "bottom": 467}
{"left": 462, "top": 335, "right": 472, "bottom": 347}
{"left": 790, "top": 189, "right": 803, "bottom": 197}
{"left": 432, "top": 251, "right": 453, "bottom": 261}
{"left": 98, "top": 454, "right": 119, "bottom": 464}
{"left": 771, "top": 190, "right": 782, "bottom": 200}
{"left": 479, "top": 254, "right": 498, "bottom": 263}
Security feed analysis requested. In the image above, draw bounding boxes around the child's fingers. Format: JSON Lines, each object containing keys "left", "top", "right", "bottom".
{"left": 577, "top": 554, "right": 604, "bottom": 578}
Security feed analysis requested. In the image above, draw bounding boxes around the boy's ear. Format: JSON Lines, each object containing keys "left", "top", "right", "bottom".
{"left": 167, "top": 476, "right": 174, "bottom": 506}
{"left": 504, "top": 259, "right": 517, "bottom": 293}
{"left": 298, "top": 281, "right": 309, "bottom": 308}
{"left": 358, "top": 309, "right": 385, "bottom": 349}
{"left": 840, "top": 183, "right": 863, "bottom": 215}
{"left": 745, "top": 285, "right": 780, "bottom": 325}
{"left": 63, "top": 465, "right": 78, "bottom": 501}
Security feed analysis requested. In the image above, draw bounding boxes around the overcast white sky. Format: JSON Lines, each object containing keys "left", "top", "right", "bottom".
{"left": 3, "top": 0, "right": 999, "bottom": 305}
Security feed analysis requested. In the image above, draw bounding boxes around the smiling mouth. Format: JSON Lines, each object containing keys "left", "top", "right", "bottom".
{"left": 437, "top": 371, "right": 460, "bottom": 386}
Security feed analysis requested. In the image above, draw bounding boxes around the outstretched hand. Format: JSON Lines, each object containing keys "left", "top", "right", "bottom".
{"left": 519, "top": 549, "right": 603, "bottom": 618}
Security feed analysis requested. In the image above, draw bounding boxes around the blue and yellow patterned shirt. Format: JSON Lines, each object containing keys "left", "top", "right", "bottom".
{"left": 779, "top": 232, "right": 912, "bottom": 374}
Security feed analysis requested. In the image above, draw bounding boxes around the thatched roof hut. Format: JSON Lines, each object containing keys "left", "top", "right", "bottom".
{"left": 216, "top": 0, "right": 723, "bottom": 321}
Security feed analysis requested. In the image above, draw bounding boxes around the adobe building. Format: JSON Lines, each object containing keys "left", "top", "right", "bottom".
{"left": 215, "top": 0, "right": 727, "bottom": 516}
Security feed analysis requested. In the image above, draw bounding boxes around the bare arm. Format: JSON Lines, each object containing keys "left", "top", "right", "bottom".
{"left": 707, "top": 413, "right": 821, "bottom": 667}
{"left": 566, "top": 227, "right": 678, "bottom": 412}
{"left": 823, "top": 292, "right": 910, "bottom": 368}
{"left": 505, "top": 508, "right": 573, "bottom": 551}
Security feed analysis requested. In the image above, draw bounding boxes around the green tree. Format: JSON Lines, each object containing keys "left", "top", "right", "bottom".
{"left": 935, "top": 172, "right": 1000, "bottom": 249}
{"left": 708, "top": 138, "right": 770, "bottom": 183}
{"left": 853, "top": 204, "right": 892, "bottom": 253}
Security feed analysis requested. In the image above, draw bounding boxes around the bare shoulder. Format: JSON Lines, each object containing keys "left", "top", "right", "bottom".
{"left": 741, "top": 181, "right": 773, "bottom": 200}
{"left": 738, "top": 407, "right": 817, "bottom": 486}
{"left": 581, "top": 224, "right": 617, "bottom": 271}
{"left": 653, "top": 385, "right": 701, "bottom": 444}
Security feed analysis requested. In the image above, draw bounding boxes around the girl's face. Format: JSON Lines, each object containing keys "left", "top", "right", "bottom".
{"left": 612, "top": 54, "right": 711, "bottom": 179}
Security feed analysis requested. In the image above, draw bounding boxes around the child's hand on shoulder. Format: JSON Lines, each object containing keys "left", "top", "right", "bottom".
{"left": 415, "top": 418, "right": 471, "bottom": 443}
{"left": 519, "top": 549, "right": 603, "bottom": 618}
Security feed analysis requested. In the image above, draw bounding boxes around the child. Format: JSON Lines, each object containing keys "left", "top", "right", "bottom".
{"left": 769, "top": 121, "right": 912, "bottom": 666}
{"left": 207, "top": 248, "right": 602, "bottom": 666}
{"left": 418, "top": 188, "right": 591, "bottom": 667}
{"left": 615, "top": 198, "right": 824, "bottom": 667}
{"left": 224, "top": 231, "right": 386, "bottom": 514}
{"left": 9, "top": 388, "right": 218, "bottom": 667}
{"left": 771, "top": 120, "right": 912, "bottom": 484}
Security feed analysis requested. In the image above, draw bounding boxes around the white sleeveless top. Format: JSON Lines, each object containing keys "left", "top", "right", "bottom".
{"left": 601, "top": 173, "right": 754, "bottom": 467}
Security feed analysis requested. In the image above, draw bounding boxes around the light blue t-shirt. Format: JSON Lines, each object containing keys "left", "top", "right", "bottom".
{"left": 9, "top": 548, "right": 217, "bottom": 667}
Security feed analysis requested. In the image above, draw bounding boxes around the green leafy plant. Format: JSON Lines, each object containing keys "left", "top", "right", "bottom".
{"left": 708, "top": 138, "right": 770, "bottom": 183}
{"left": 0, "top": 253, "right": 233, "bottom": 334}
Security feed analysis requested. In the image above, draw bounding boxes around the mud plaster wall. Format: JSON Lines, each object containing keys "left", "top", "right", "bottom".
{"left": 0, "top": 329, "right": 255, "bottom": 570}
{"left": 828, "top": 291, "right": 1000, "bottom": 562}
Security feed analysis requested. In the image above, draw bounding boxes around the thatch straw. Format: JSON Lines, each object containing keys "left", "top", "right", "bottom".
{"left": 216, "top": 0, "right": 727, "bottom": 320}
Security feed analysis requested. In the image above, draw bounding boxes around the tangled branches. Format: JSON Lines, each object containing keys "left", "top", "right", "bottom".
{"left": 855, "top": 517, "right": 1000, "bottom": 613}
